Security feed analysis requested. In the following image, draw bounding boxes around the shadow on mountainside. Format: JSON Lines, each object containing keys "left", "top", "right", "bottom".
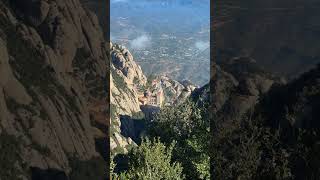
{"left": 119, "top": 105, "right": 161, "bottom": 144}
{"left": 120, "top": 115, "right": 146, "bottom": 144}
{"left": 140, "top": 105, "right": 160, "bottom": 120}
{"left": 31, "top": 167, "right": 68, "bottom": 180}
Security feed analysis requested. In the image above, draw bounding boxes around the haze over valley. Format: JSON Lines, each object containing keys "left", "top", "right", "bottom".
{"left": 111, "top": 0, "right": 210, "bottom": 86}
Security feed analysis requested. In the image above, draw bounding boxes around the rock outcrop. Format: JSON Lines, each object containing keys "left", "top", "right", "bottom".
{"left": 0, "top": 0, "right": 108, "bottom": 178}
{"left": 159, "top": 76, "right": 197, "bottom": 105}
{"left": 110, "top": 43, "right": 146, "bottom": 154}
{"left": 212, "top": 57, "right": 282, "bottom": 122}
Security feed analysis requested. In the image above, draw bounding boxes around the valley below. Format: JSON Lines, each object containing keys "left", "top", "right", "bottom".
{"left": 111, "top": 0, "right": 210, "bottom": 86}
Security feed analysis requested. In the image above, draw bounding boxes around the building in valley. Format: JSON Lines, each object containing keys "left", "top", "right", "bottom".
{"left": 137, "top": 79, "right": 164, "bottom": 107}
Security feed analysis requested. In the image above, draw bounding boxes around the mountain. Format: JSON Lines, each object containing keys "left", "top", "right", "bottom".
{"left": 110, "top": 42, "right": 147, "bottom": 154}
{"left": 0, "top": 0, "right": 108, "bottom": 179}
{"left": 110, "top": 42, "right": 198, "bottom": 154}
{"left": 256, "top": 63, "right": 320, "bottom": 129}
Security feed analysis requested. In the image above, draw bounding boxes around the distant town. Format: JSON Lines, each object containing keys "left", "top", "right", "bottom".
{"left": 112, "top": 27, "right": 210, "bottom": 86}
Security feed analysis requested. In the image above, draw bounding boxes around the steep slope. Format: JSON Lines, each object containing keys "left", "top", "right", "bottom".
{"left": 212, "top": 57, "right": 282, "bottom": 122}
{"left": 253, "top": 64, "right": 320, "bottom": 179}
{"left": 211, "top": 53, "right": 320, "bottom": 178}
{"left": 80, "top": 0, "right": 108, "bottom": 38}
{"left": 0, "top": 0, "right": 108, "bottom": 179}
{"left": 210, "top": 65, "right": 320, "bottom": 179}
{"left": 160, "top": 76, "right": 197, "bottom": 105}
{"left": 110, "top": 42, "right": 147, "bottom": 154}
{"left": 256, "top": 63, "right": 320, "bottom": 129}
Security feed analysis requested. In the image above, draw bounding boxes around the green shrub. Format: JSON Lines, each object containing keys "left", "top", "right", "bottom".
{"left": 147, "top": 100, "right": 210, "bottom": 179}
{"left": 119, "top": 138, "right": 185, "bottom": 180}
{"left": 131, "top": 111, "right": 145, "bottom": 120}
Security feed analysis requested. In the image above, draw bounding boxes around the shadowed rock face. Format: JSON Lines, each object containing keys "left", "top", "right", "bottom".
{"left": 80, "top": 0, "right": 108, "bottom": 38}
{"left": 214, "top": 0, "right": 320, "bottom": 78}
{"left": 31, "top": 167, "right": 68, "bottom": 180}
{"left": 0, "top": 0, "right": 108, "bottom": 178}
{"left": 255, "top": 64, "right": 320, "bottom": 129}
{"left": 212, "top": 59, "right": 279, "bottom": 123}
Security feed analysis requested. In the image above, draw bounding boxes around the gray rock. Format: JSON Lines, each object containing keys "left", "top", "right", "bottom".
{"left": 0, "top": 0, "right": 108, "bottom": 176}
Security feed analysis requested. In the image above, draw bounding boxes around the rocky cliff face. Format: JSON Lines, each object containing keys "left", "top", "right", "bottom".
{"left": 214, "top": 0, "right": 320, "bottom": 78}
{"left": 0, "top": 0, "right": 108, "bottom": 179}
{"left": 110, "top": 43, "right": 146, "bottom": 154}
{"left": 212, "top": 57, "right": 283, "bottom": 122}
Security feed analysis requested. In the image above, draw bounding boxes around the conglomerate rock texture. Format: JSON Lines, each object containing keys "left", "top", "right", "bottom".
{"left": 0, "top": 0, "right": 108, "bottom": 178}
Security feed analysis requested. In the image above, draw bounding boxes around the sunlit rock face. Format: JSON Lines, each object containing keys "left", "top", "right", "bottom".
{"left": 110, "top": 43, "right": 146, "bottom": 154}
